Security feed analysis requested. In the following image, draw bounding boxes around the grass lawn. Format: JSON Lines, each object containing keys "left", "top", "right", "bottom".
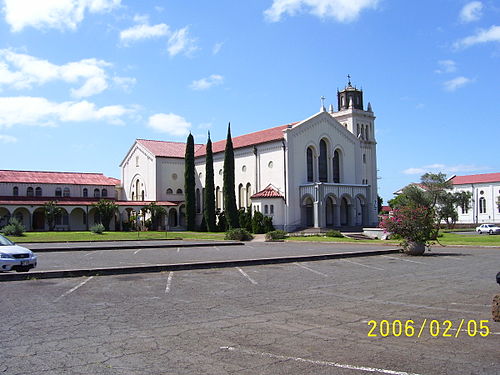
{"left": 287, "top": 232, "right": 500, "bottom": 247}
{"left": 6, "top": 231, "right": 226, "bottom": 243}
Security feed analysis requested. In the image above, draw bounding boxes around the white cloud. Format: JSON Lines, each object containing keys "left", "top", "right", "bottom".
{"left": 120, "top": 23, "right": 170, "bottom": 44}
{"left": 3, "top": 0, "right": 121, "bottom": 32}
{"left": 148, "top": 113, "right": 191, "bottom": 136}
{"left": 113, "top": 76, "right": 136, "bottom": 92}
{"left": 443, "top": 76, "right": 473, "bottom": 91}
{"left": 0, "top": 134, "right": 17, "bottom": 143}
{"left": 454, "top": 25, "right": 500, "bottom": 49}
{"left": 189, "top": 74, "right": 224, "bottom": 91}
{"left": 264, "top": 0, "right": 378, "bottom": 22}
{"left": 435, "top": 59, "right": 457, "bottom": 74}
{"left": 403, "top": 164, "right": 489, "bottom": 175}
{"left": 167, "top": 27, "right": 198, "bottom": 57}
{"left": 0, "top": 96, "right": 132, "bottom": 127}
{"left": 459, "top": 1, "right": 483, "bottom": 23}
{"left": 213, "top": 42, "right": 223, "bottom": 55}
{"left": 0, "top": 50, "right": 134, "bottom": 97}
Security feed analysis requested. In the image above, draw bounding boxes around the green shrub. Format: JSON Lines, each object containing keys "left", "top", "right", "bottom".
{"left": 90, "top": 223, "right": 105, "bottom": 234}
{"left": 225, "top": 228, "right": 254, "bottom": 241}
{"left": 263, "top": 216, "right": 275, "bottom": 232}
{"left": 325, "top": 230, "right": 343, "bottom": 238}
{"left": 252, "top": 211, "right": 265, "bottom": 234}
{"left": 1, "top": 218, "right": 25, "bottom": 236}
{"left": 265, "top": 230, "right": 287, "bottom": 241}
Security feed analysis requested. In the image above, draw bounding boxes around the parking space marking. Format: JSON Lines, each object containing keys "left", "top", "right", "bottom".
{"left": 54, "top": 276, "right": 94, "bottom": 302}
{"left": 220, "top": 346, "right": 422, "bottom": 375}
{"left": 236, "top": 267, "right": 258, "bottom": 285}
{"left": 133, "top": 249, "right": 142, "bottom": 255}
{"left": 294, "top": 262, "right": 328, "bottom": 277}
{"left": 177, "top": 247, "right": 180, "bottom": 253}
{"left": 214, "top": 246, "right": 220, "bottom": 251}
{"left": 450, "top": 302, "right": 490, "bottom": 307}
{"left": 381, "top": 255, "right": 427, "bottom": 265}
{"left": 342, "top": 259, "right": 385, "bottom": 271}
{"left": 83, "top": 252, "right": 94, "bottom": 257}
{"left": 165, "top": 272, "right": 173, "bottom": 293}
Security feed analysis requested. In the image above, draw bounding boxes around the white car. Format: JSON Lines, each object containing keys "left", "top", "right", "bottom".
{"left": 0, "top": 234, "right": 37, "bottom": 272}
{"left": 475, "top": 224, "right": 500, "bottom": 235}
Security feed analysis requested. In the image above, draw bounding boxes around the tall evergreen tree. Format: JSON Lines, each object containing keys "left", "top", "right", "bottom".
{"left": 223, "top": 123, "right": 239, "bottom": 228}
{"left": 184, "top": 132, "right": 196, "bottom": 230}
{"left": 204, "top": 132, "right": 217, "bottom": 231}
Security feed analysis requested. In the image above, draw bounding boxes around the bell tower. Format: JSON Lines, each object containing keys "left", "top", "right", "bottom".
{"left": 337, "top": 75, "right": 364, "bottom": 110}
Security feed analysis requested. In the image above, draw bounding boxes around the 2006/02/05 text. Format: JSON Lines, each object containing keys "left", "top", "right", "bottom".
{"left": 368, "top": 319, "right": 491, "bottom": 338}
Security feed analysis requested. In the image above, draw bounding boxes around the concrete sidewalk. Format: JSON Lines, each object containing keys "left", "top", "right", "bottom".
{"left": 21, "top": 239, "right": 243, "bottom": 252}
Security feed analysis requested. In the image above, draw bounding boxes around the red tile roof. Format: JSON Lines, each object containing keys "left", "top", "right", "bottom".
{"left": 0, "top": 170, "right": 120, "bottom": 185}
{"left": 451, "top": 173, "right": 500, "bottom": 185}
{"left": 136, "top": 122, "right": 298, "bottom": 159}
{"left": 0, "top": 198, "right": 176, "bottom": 206}
{"left": 137, "top": 139, "right": 204, "bottom": 159}
{"left": 250, "top": 185, "right": 284, "bottom": 199}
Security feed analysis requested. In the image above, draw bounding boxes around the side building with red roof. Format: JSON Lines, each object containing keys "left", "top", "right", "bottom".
{"left": 120, "top": 82, "right": 379, "bottom": 231}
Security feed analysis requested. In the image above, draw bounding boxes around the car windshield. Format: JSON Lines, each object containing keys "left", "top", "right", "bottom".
{"left": 0, "top": 234, "right": 14, "bottom": 246}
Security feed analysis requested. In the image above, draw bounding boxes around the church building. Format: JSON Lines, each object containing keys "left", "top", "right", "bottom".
{"left": 120, "top": 80, "right": 379, "bottom": 231}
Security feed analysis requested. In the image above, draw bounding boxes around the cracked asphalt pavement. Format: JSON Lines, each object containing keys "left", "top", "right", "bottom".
{"left": 1, "top": 244, "right": 499, "bottom": 374}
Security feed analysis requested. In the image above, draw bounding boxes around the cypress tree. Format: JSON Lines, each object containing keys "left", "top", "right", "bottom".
{"left": 184, "top": 132, "right": 196, "bottom": 230}
{"left": 204, "top": 132, "right": 217, "bottom": 231}
{"left": 223, "top": 123, "right": 239, "bottom": 228}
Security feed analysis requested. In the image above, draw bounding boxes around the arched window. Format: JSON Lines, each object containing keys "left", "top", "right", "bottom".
{"left": 94, "top": 188, "right": 100, "bottom": 198}
{"left": 131, "top": 192, "right": 135, "bottom": 200}
{"left": 55, "top": 187, "right": 62, "bottom": 197}
{"left": 306, "top": 147, "right": 314, "bottom": 182}
{"left": 196, "top": 188, "right": 201, "bottom": 213}
{"left": 141, "top": 190, "right": 145, "bottom": 201}
{"left": 319, "top": 139, "right": 328, "bottom": 182}
{"left": 479, "top": 197, "right": 486, "bottom": 213}
{"left": 176, "top": 189, "right": 183, "bottom": 194}
{"left": 365, "top": 125, "right": 369, "bottom": 140}
{"left": 83, "top": 188, "right": 88, "bottom": 197}
{"left": 246, "top": 183, "right": 252, "bottom": 207}
{"left": 238, "top": 183, "right": 244, "bottom": 208}
{"left": 63, "top": 187, "right": 70, "bottom": 197}
{"left": 13, "top": 186, "right": 18, "bottom": 196}
{"left": 35, "top": 187, "right": 42, "bottom": 197}
{"left": 102, "top": 188, "right": 108, "bottom": 197}
{"left": 135, "top": 179, "right": 140, "bottom": 201}
{"left": 27, "top": 187, "right": 34, "bottom": 197}
{"left": 333, "top": 150, "right": 341, "bottom": 183}
{"left": 166, "top": 188, "right": 173, "bottom": 194}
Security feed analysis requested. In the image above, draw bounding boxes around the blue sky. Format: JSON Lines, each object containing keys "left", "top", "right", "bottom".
{"left": 1, "top": 0, "right": 499, "bottom": 203}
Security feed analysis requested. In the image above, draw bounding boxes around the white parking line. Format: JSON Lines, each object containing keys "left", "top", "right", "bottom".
{"left": 165, "top": 272, "right": 173, "bottom": 293}
{"left": 236, "top": 267, "right": 258, "bottom": 285}
{"left": 381, "top": 255, "right": 427, "bottom": 265}
{"left": 342, "top": 259, "right": 385, "bottom": 271}
{"left": 54, "top": 276, "right": 94, "bottom": 302}
{"left": 220, "top": 346, "right": 423, "bottom": 375}
{"left": 134, "top": 249, "right": 142, "bottom": 254}
{"left": 294, "top": 262, "right": 328, "bottom": 277}
{"left": 83, "top": 252, "right": 94, "bottom": 257}
{"left": 177, "top": 247, "right": 180, "bottom": 253}
{"left": 214, "top": 246, "right": 220, "bottom": 251}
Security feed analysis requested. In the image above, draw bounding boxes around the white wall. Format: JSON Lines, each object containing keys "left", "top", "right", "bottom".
{"left": 121, "top": 143, "right": 156, "bottom": 201}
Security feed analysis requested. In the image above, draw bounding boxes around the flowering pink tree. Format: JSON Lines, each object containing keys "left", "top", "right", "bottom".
{"left": 380, "top": 205, "right": 439, "bottom": 252}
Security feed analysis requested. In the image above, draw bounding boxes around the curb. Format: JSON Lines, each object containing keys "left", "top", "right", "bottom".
{"left": 24, "top": 241, "right": 244, "bottom": 252}
{"left": 0, "top": 248, "right": 399, "bottom": 281}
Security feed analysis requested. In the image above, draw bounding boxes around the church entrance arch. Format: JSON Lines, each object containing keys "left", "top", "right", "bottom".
{"left": 301, "top": 195, "right": 314, "bottom": 228}
{"left": 355, "top": 195, "right": 367, "bottom": 226}
{"left": 325, "top": 195, "right": 337, "bottom": 227}
{"left": 33, "top": 207, "right": 45, "bottom": 231}
{"left": 340, "top": 195, "right": 351, "bottom": 226}
{"left": 168, "top": 208, "right": 178, "bottom": 227}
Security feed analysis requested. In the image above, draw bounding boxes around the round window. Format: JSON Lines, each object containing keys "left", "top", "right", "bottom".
{"left": 242, "top": 165, "right": 247, "bottom": 172}
{"left": 219, "top": 169, "right": 223, "bottom": 176}
{"left": 480, "top": 190, "right": 484, "bottom": 195}
{"left": 199, "top": 172, "right": 203, "bottom": 179}
{"left": 268, "top": 161, "right": 273, "bottom": 169}
{"left": 172, "top": 173, "right": 177, "bottom": 180}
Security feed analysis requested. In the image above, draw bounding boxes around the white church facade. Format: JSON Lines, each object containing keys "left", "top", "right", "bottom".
{"left": 120, "top": 82, "right": 379, "bottom": 231}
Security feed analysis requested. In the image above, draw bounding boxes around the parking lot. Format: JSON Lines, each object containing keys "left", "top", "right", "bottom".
{"left": 1, "top": 245, "right": 499, "bottom": 375}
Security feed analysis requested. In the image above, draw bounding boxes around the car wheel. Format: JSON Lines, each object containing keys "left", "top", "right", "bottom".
{"left": 489, "top": 230, "right": 493, "bottom": 235}
{"left": 478, "top": 230, "right": 482, "bottom": 234}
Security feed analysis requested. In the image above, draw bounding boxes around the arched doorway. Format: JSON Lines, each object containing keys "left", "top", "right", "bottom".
{"left": 179, "top": 205, "right": 186, "bottom": 227}
{"left": 325, "top": 195, "right": 337, "bottom": 227}
{"left": 340, "top": 196, "right": 350, "bottom": 226}
{"left": 32, "top": 207, "right": 46, "bottom": 231}
{"left": 355, "top": 195, "right": 367, "bottom": 226}
{"left": 168, "top": 208, "right": 178, "bottom": 227}
{"left": 12, "top": 207, "right": 30, "bottom": 230}
{"left": 70, "top": 208, "right": 87, "bottom": 231}
{"left": 301, "top": 196, "right": 314, "bottom": 227}
{"left": 0, "top": 207, "right": 11, "bottom": 228}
